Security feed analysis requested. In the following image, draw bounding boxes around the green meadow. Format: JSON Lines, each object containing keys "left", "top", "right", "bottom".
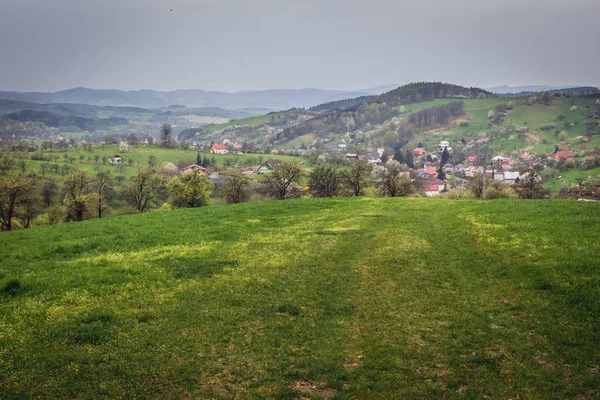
{"left": 1, "top": 198, "right": 599, "bottom": 398}
{"left": 204, "top": 112, "right": 286, "bottom": 132}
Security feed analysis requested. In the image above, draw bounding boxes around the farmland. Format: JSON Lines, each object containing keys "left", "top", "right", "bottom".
{"left": 1, "top": 197, "right": 599, "bottom": 398}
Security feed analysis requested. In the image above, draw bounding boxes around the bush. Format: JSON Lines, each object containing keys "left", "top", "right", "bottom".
{"left": 539, "top": 123, "right": 556, "bottom": 131}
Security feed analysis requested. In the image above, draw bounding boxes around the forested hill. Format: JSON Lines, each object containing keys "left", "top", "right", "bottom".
{"left": 5, "top": 110, "right": 127, "bottom": 131}
{"left": 277, "top": 82, "right": 490, "bottom": 143}
{"left": 309, "top": 95, "right": 375, "bottom": 112}
{"left": 375, "top": 82, "right": 495, "bottom": 106}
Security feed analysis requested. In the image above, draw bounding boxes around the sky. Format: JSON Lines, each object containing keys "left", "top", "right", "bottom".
{"left": 1, "top": 0, "right": 599, "bottom": 93}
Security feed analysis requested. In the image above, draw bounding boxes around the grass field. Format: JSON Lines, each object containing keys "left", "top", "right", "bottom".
{"left": 1, "top": 198, "right": 599, "bottom": 398}
{"left": 204, "top": 112, "right": 285, "bottom": 132}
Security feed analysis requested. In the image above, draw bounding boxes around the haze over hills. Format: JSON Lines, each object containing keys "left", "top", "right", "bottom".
{"left": 0, "top": 87, "right": 383, "bottom": 111}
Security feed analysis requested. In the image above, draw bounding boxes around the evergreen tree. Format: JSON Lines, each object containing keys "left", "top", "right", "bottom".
{"left": 436, "top": 165, "right": 446, "bottom": 181}
{"left": 441, "top": 147, "right": 450, "bottom": 165}
{"left": 405, "top": 151, "right": 414, "bottom": 169}
{"left": 202, "top": 156, "right": 209, "bottom": 167}
{"left": 195, "top": 152, "right": 202, "bottom": 166}
{"left": 393, "top": 148, "right": 405, "bottom": 164}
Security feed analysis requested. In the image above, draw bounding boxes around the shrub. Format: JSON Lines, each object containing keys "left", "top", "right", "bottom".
{"left": 539, "top": 123, "right": 556, "bottom": 131}
{"left": 570, "top": 106, "right": 578, "bottom": 112}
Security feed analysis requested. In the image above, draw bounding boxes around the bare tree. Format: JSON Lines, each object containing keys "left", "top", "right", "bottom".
{"left": 122, "top": 168, "right": 165, "bottom": 212}
{"left": 160, "top": 123, "right": 173, "bottom": 148}
{"left": 264, "top": 161, "right": 303, "bottom": 200}
{"left": 309, "top": 164, "right": 343, "bottom": 198}
{"left": 221, "top": 173, "right": 251, "bottom": 204}
{"left": 62, "top": 170, "right": 91, "bottom": 222}
{"left": 345, "top": 160, "right": 371, "bottom": 196}
{"left": 378, "top": 162, "right": 413, "bottom": 197}
{"left": 0, "top": 174, "right": 35, "bottom": 231}
{"left": 42, "top": 179, "right": 58, "bottom": 207}
{"left": 92, "top": 171, "right": 114, "bottom": 218}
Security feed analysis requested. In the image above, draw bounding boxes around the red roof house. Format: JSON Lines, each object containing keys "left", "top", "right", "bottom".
{"left": 554, "top": 151, "right": 575, "bottom": 162}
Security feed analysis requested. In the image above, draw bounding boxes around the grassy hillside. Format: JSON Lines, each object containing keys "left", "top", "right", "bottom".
{"left": 1, "top": 198, "right": 600, "bottom": 398}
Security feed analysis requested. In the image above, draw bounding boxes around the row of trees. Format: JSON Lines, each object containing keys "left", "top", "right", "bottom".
{"left": 263, "top": 160, "right": 414, "bottom": 200}
{"left": 0, "top": 168, "right": 216, "bottom": 231}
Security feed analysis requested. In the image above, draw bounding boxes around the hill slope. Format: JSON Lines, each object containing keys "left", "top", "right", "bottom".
{"left": 1, "top": 198, "right": 600, "bottom": 398}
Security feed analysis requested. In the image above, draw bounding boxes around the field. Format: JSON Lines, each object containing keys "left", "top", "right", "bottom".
{"left": 1, "top": 198, "right": 600, "bottom": 398}
{"left": 204, "top": 112, "right": 286, "bottom": 132}
{"left": 181, "top": 115, "right": 231, "bottom": 125}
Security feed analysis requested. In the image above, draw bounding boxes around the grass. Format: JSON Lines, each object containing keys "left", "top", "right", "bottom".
{"left": 1, "top": 197, "right": 600, "bottom": 398}
{"left": 204, "top": 112, "right": 285, "bottom": 132}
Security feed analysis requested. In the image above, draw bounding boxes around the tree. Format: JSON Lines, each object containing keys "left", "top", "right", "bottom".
{"left": 0, "top": 174, "right": 35, "bottom": 231}
{"left": 515, "top": 171, "right": 548, "bottom": 199}
{"left": 128, "top": 159, "right": 134, "bottom": 167}
{"left": 378, "top": 162, "right": 413, "bottom": 197}
{"left": 221, "top": 173, "right": 251, "bottom": 204}
{"left": 160, "top": 123, "right": 173, "bottom": 148}
{"left": 468, "top": 173, "right": 488, "bottom": 199}
{"left": 196, "top": 152, "right": 202, "bottom": 166}
{"left": 62, "top": 170, "right": 91, "bottom": 222}
{"left": 436, "top": 165, "right": 446, "bottom": 181}
{"left": 345, "top": 160, "right": 371, "bottom": 196}
{"left": 264, "top": 161, "right": 303, "bottom": 200}
{"left": 148, "top": 155, "right": 157, "bottom": 168}
{"left": 92, "top": 171, "right": 114, "bottom": 218}
{"left": 123, "top": 168, "right": 165, "bottom": 212}
{"left": 309, "top": 164, "right": 342, "bottom": 198}
{"left": 441, "top": 147, "right": 450, "bottom": 165}
{"left": 167, "top": 170, "right": 213, "bottom": 208}
{"left": 42, "top": 179, "right": 58, "bottom": 207}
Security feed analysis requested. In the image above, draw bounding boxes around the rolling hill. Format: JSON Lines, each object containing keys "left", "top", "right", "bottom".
{"left": 1, "top": 197, "right": 599, "bottom": 398}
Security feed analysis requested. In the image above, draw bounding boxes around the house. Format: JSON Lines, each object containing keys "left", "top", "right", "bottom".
{"left": 181, "top": 164, "right": 208, "bottom": 175}
{"left": 555, "top": 151, "right": 575, "bottom": 162}
{"left": 257, "top": 159, "right": 282, "bottom": 174}
{"left": 345, "top": 153, "right": 359, "bottom": 160}
{"left": 504, "top": 171, "right": 521, "bottom": 184}
{"left": 521, "top": 152, "right": 533, "bottom": 161}
{"left": 424, "top": 167, "right": 437, "bottom": 175}
{"left": 421, "top": 180, "right": 446, "bottom": 197}
{"left": 415, "top": 170, "right": 433, "bottom": 179}
{"left": 210, "top": 177, "right": 229, "bottom": 186}
{"left": 414, "top": 147, "right": 427, "bottom": 157}
{"left": 242, "top": 168, "right": 256, "bottom": 175}
{"left": 466, "top": 155, "right": 479, "bottom": 164}
{"left": 465, "top": 166, "right": 483, "bottom": 177}
{"left": 210, "top": 143, "right": 228, "bottom": 154}
{"left": 233, "top": 163, "right": 244, "bottom": 168}
{"left": 108, "top": 154, "right": 123, "bottom": 164}
{"left": 376, "top": 148, "right": 385, "bottom": 157}
{"left": 437, "top": 141, "right": 451, "bottom": 152}
{"left": 366, "top": 153, "right": 382, "bottom": 164}
{"left": 424, "top": 161, "right": 440, "bottom": 169}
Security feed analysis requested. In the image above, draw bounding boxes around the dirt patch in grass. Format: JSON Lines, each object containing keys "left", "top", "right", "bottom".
{"left": 294, "top": 381, "right": 337, "bottom": 399}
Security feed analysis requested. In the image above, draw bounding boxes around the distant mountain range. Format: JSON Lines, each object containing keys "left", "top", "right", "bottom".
{"left": 0, "top": 87, "right": 386, "bottom": 111}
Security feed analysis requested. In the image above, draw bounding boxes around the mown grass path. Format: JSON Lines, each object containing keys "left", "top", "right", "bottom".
{"left": 1, "top": 198, "right": 599, "bottom": 398}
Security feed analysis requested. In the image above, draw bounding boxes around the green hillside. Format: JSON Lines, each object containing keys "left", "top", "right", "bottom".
{"left": 1, "top": 198, "right": 600, "bottom": 398}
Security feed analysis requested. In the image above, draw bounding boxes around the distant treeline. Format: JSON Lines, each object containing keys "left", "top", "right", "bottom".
{"left": 376, "top": 82, "right": 494, "bottom": 106}
{"left": 309, "top": 95, "right": 375, "bottom": 112}
{"left": 6, "top": 110, "right": 127, "bottom": 131}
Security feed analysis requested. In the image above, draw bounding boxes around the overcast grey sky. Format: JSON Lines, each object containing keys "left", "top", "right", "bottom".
{"left": 1, "top": 0, "right": 599, "bottom": 92}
